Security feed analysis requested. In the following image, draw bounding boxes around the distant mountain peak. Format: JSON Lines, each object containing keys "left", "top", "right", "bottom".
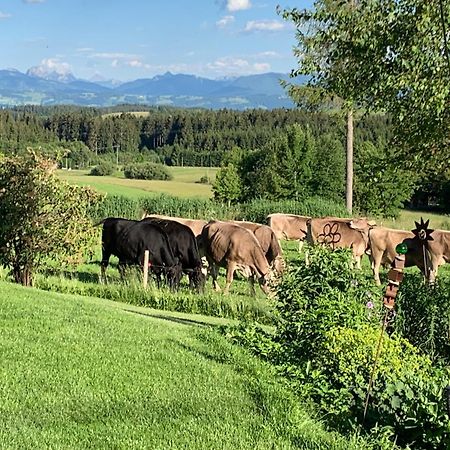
{"left": 0, "top": 67, "right": 297, "bottom": 110}
{"left": 26, "top": 64, "right": 76, "bottom": 84}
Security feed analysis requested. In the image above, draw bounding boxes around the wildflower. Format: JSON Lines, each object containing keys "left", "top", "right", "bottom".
{"left": 366, "top": 301, "right": 374, "bottom": 309}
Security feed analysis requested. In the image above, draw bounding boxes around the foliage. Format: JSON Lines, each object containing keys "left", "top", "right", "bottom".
{"left": 319, "top": 326, "right": 450, "bottom": 449}
{"left": 395, "top": 273, "right": 450, "bottom": 364}
{"left": 89, "top": 160, "right": 115, "bottom": 176}
{"left": 212, "top": 163, "right": 242, "bottom": 205}
{"left": 280, "top": 1, "right": 450, "bottom": 170}
{"left": 0, "top": 151, "right": 100, "bottom": 285}
{"left": 354, "top": 141, "right": 416, "bottom": 218}
{"left": 223, "top": 247, "right": 450, "bottom": 448}
{"left": 123, "top": 162, "right": 172, "bottom": 180}
{"left": 274, "top": 247, "right": 382, "bottom": 365}
{"left": 89, "top": 193, "right": 349, "bottom": 223}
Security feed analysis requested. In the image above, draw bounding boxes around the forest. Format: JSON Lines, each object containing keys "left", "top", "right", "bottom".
{"left": 0, "top": 105, "right": 448, "bottom": 216}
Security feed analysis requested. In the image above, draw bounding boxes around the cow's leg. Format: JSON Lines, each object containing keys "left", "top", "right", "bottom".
{"left": 298, "top": 239, "right": 304, "bottom": 253}
{"left": 353, "top": 251, "right": 362, "bottom": 270}
{"left": 371, "top": 251, "right": 383, "bottom": 286}
{"left": 224, "top": 261, "right": 237, "bottom": 295}
{"left": 208, "top": 262, "right": 221, "bottom": 292}
{"left": 99, "top": 252, "right": 110, "bottom": 284}
{"left": 248, "top": 272, "right": 256, "bottom": 297}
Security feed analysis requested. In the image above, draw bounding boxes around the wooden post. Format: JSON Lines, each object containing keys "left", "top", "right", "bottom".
{"left": 143, "top": 250, "right": 149, "bottom": 288}
{"left": 346, "top": 108, "right": 354, "bottom": 215}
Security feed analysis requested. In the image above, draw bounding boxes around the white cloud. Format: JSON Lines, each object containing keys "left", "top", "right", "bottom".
{"left": 256, "top": 51, "right": 280, "bottom": 58}
{"left": 244, "top": 20, "right": 286, "bottom": 32}
{"left": 30, "top": 58, "right": 72, "bottom": 76}
{"left": 23, "top": 0, "right": 46, "bottom": 4}
{"left": 226, "top": 0, "right": 251, "bottom": 12}
{"left": 0, "top": 11, "right": 12, "bottom": 19}
{"left": 125, "top": 59, "right": 152, "bottom": 70}
{"left": 216, "top": 15, "right": 235, "bottom": 29}
{"left": 206, "top": 56, "right": 270, "bottom": 76}
{"left": 91, "top": 52, "right": 140, "bottom": 60}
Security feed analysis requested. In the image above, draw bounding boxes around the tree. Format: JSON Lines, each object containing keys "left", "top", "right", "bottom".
{"left": 212, "top": 163, "right": 242, "bottom": 206}
{"left": 0, "top": 151, "right": 100, "bottom": 286}
{"left": 280, "top": 1, "right": 450, "bottom": 170}
{"left": 354, "top": 142, "right": 416, "bottom": 218}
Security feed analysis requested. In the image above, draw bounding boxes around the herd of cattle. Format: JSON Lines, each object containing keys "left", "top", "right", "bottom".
{"left": 96, "top": 212, "right": 450, "bottom": 294}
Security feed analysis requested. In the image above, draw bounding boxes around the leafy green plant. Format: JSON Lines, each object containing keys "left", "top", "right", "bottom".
{"left": 395, "top": 273, "right": 450, "bottom": 364}
{"left": 89, "top": 160, "right": 115, "bottom": 176}
{"left": 0, "top": 151, "right": 100, "bottom": 285}
{"left": 123, "top": 162, "right": 172, "bottom": 180}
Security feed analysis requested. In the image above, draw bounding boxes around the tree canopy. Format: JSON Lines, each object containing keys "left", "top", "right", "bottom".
{"left": 280, "top": 0, "right": 450, "bottom": 168}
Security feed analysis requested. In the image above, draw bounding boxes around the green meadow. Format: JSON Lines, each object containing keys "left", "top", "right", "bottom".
{"left": 58, "top": 166, "right": 218, "bottom": 199}
{"left": 0, "top": 281, "right": 372, "bottom": 450}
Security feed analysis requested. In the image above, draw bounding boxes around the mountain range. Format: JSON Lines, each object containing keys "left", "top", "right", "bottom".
{"left": 0, "top": 68, "right": 304, "bottom": 110}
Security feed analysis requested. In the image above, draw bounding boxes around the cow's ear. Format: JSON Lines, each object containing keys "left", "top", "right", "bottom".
{"left": 349, "top": 220, "right": 366, "bottom": 230}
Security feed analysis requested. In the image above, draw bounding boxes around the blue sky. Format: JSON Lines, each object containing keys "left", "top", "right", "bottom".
{"left": 0, "top": 0, "right": 312, "bottom": 81}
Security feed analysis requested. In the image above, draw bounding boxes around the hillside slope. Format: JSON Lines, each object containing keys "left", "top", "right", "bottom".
{"left": 0, "top": 282, "right": 370, "bottom": 450}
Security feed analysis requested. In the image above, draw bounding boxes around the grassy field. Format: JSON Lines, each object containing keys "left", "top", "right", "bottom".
{"left": 58, "top": 167, "right": 218, "bottom": 199}
{"left": 0, "top": 281, "right": 372, "bottom": 450}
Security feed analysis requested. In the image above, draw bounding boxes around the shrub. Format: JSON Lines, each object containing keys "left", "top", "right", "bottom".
{"left": 319, "top": 326, "right": 450, "bottom": 449}
{"left": 123, "top": 162, "right": 172, "bottom": 180}
{"left": 223, "top": 247, "right": 450, "bottom": 448}
{"left": 395, "top": 273, "right": 450, "bottom": 364}
{"left": 89, "top": 161, "right": 115, "bottom": 176}
{"left": 0, "top": 151, "right": 100, "bottom": 285}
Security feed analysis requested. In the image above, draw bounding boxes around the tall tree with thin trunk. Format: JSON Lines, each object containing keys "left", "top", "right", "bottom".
{"left": 280, "top": 1, "right": 450, "bottom": 176}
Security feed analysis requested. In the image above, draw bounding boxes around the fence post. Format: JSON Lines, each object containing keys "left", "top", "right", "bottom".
{"left": 143, "top": 250, "right": 149, "bottom": 288}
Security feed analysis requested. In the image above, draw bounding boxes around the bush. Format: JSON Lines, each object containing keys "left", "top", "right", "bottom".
{"left": 89, "top": 161, "right": 115, "bottom": 176}
{"left": 319, "top": 326, "right": 450, "bottom": 448}
{"left": 395, "top": 274, "right": 450, "bottom": 364}
{"left": 0, "top": 151, "right": 100, "bottom": 285}
{"left": 123, "top": 162, "right": 172, "bottom": 180}
{"left": 223, "top": 247, "right": 450, "bottom": 448}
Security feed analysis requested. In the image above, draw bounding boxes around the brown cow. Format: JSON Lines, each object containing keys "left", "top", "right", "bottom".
{"left": 405, "top": 229, "right": 450, "bottom": 283}
{"left": 141, "top": 213, "right": 207, "bottom": 238}
{"left": 232, "top": 220, "right": 284, "bottom": 274}
{"left": 368, "top": 227, "right": 414, "bottom": 285}
{"left": 307, "top": 217, "right": 376, "bottom": 269}
{"left": 267, "top": 213, "right": 310, "bottom": 252}
{"left": 201, "top": 220, "right": 272, "bottom": 294}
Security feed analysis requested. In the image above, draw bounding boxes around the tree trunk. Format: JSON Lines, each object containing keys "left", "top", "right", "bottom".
{"left": 13, "top": 263, "right": 33, "bottom": 287}
{"left": 346, "top": 108, "right": 354, "bottom": 215}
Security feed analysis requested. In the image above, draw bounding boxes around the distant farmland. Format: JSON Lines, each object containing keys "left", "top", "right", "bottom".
{"left": 57, "top": 166, "right": 218, "bottom": 199}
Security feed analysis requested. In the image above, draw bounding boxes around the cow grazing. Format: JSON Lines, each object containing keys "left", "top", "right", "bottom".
{"left": 307, "top": 217, "right": 376, "bottom": 269}
{"left": 98, "top": 218, "right": 182, "bottom": 289}
{"left": 201, "top": 220, "right": 272, "bottom": 295}
{"left": 232, "top": 220, "right": 284, "bottom": 274}
{"left": 368, "top": 227, "right": 414, "bottom": 285}
{"left": 141, "top": 217, "right": 205, "bottom": 291}
{"left": 267, "top": 213, "right": 310, "bottom": 252}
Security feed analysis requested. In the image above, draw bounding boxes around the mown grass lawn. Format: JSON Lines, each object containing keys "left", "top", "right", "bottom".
{"left": 58, "top": 167, "right": 218, "bottom": 199}
{"left": 0, "top": 282, "right": 371, "bottom": 450}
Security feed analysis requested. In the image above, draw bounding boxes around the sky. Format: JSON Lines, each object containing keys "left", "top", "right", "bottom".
{"left": 0, "top": 0, "right": 313, "bottom": 82}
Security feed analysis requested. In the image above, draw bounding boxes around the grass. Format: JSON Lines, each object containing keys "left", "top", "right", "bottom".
{"left": 58, "top": 167, "right": 218, "bottom": 199}
{"left": 0, "top": 281, "right": 372, "bottom": 450}
{"left": 378, "top": 208, "right": 450, "bottom": 231}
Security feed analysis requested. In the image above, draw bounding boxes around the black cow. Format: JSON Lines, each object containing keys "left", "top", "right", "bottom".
{"left": 97, "top": 217, "right": 182, "bottom": 289}
{"left": 142, "top": 217, "right": 206, "bottom": 291}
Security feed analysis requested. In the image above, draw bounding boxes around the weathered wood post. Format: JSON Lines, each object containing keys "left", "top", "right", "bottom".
{"left": 143, "top": 250, "right": 149, "bottom": 288}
